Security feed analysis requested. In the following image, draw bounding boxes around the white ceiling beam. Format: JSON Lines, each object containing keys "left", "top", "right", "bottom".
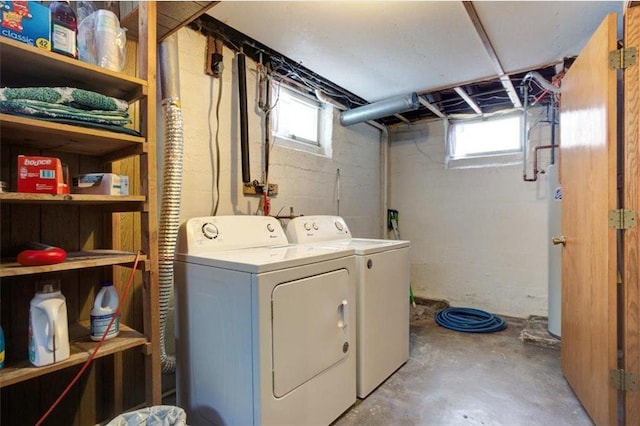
{"left": 418, "top": 97, "right": 447, "bottom": 119}
{"left": 462, "top": 1, "right": 523, "bottom": 108}
{"left": 454, "top": 87, "right": 482, "bottom": 115}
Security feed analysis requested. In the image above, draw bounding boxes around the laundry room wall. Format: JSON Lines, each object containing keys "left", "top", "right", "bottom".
{"left": 387, "top": 115, "right": 553, "bottom": 318}
{"left": 164, "top": 28, "right": 384, "bottom": 238}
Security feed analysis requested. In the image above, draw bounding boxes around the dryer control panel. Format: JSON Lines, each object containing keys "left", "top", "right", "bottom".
{"left": 286, "top": 215, "right": 351, "bottom": 243}
{"left": 178, "top": 215, "right": 288, "bottom": 254}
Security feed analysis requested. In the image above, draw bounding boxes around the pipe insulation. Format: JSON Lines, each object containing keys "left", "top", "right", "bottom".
{"left": 238, "top": 52, "right": 251, "bottom": 183}
{"left": 158, "top": 34, "right": 183, "bottom": 374}
{"left": 340, "top": 93, "right": 420, "bottom": 126}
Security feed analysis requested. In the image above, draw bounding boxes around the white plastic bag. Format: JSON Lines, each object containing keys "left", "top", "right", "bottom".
{"left": 78, "top": 9, "right": 127, "bottom": 71}
{"left": 106, "top": 405, "right": 187, "bottom": 426}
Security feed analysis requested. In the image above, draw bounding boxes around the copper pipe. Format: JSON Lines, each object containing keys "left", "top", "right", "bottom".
{"left": 523, "top": 144, "right": 557, "bottom": 182}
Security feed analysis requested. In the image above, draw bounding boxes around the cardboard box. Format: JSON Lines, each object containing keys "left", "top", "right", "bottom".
{"left": 17, "top": 155, "right": 69, "bottom": 195}
{"left": 0, "top": 1, "right": 51, "bottom": 50}
{"left": 72, "top": 173, "right": 129, "bottom": 196}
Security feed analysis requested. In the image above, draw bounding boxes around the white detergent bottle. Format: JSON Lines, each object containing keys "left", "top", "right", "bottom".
{"left": 29, "top": 281, "right": 70, "bottom": 366}
{"left": 90, "top": 281, "right": 119, "bottom": 341}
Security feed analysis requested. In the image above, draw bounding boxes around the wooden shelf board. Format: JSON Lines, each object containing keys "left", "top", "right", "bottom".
{"left": 0, "top": 38, "right": 147, "bottom": 102}
{"left": 0, "top": 250, "right": 147, "bottom": 277}
{"left": 0, "top": 192, "right": 145, "bottom": 205}
{"left": 0, "top": 114, "right": 145, "bottom": 158}
{"left": 0, "top": 322, "right": 147, "bottom": 388}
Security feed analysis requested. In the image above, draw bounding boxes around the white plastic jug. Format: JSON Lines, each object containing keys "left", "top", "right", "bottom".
{"left": 90, "top": 281, "right": 119, "bottom": 341}
{"left": 29, "top": 282, "right": 70, "bottom": 366}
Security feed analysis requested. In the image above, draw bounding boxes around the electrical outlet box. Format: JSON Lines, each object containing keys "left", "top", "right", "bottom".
{"left": 243, "top": 182, "right": 278, "bottom": 196}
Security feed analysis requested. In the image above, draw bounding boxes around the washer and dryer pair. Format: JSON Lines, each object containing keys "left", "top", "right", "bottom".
{"left": 175, "top": 215, "right": 410, "bottom": 425}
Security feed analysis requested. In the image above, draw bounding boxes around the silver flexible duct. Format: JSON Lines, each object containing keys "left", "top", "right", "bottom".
{"left": 158, "top": 34, "right": 183, "bottom": 374}
{"left": 522, "top": 71, "right": 562, "bottom": 94}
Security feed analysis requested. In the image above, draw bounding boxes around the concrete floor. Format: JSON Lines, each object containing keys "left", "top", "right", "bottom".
{"left": 332, "top": 308, "right": 592, "bottom": 426}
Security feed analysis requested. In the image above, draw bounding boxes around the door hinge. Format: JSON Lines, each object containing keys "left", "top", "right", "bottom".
{"left": 609, "top": 369, "right": 638, "bottom": 391}
{"left": 609, "top": 47, "right": 637, "bottom": 69}
{"left": 608, "top": 209, "right": 637, "bottom": 229}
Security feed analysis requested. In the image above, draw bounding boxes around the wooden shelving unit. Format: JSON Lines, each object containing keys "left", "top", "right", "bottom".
{"left": 0, "top": 3, "right": 159, "bottom": 424}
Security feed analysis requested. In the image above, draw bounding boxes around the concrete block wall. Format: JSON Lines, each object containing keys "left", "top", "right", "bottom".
{"left": 165, "top": 28, "right": 384, "bottom": 238}
{"left": 387, "top": 115, "right": 554, "bottom": 318}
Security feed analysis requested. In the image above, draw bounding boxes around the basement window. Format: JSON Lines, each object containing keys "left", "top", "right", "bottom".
{"left": 446, "top": 114, "right": 522, "bottom": 168}
{"left": 272, "top": 84, "right": 333, "bottom": 157}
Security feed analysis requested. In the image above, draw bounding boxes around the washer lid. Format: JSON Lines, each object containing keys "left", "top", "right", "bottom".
{"left": 175, "top": 243, "right": 355, "bottom": 273}
{"left": 315, "top": 238, "right": 410, "bottom": 255}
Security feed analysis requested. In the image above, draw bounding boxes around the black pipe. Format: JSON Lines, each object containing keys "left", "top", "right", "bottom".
{"left": 238, "top": 52, "right": 250, "bottom": 184}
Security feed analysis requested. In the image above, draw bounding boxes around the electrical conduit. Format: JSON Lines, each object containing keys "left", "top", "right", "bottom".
{"left": 158, "top": 33, "right": 183, "bottom": 374}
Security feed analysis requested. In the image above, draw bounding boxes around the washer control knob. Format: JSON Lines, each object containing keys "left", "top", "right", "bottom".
{"left": 335, "top": 221, "right": 344, "bottom": 231}
{"left": 202, "top": 223, "right": 219, "bottom": 239}
{"left": 267, "top": 223, "right": 275, "bottom": 232}
{"left": 313, "top": 222, "right": 319, "bottom": 230}
{"left": 304, "top": 222, "right": 312, "bottom": 231}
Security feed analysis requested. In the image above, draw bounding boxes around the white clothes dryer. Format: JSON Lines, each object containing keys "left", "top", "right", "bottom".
{"left": 286, "top": 215, "right": 410, "bottom": 398}
{"left": 175, "top": 215, "right": 356, "bottom": 426}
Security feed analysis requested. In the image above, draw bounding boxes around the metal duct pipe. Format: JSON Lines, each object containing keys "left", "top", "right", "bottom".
{"left": 237, "top": 52, "right": 250, "bottom": 183}
{"left": 340, "top": 93, "right": 420, "bottom": 126}
{"left": 158, "top": 33, "right": 183, "bottom": 374}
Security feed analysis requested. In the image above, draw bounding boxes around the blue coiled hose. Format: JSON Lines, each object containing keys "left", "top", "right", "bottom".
{"left": 435, "top": 307, "right": 507, "bottom": 333}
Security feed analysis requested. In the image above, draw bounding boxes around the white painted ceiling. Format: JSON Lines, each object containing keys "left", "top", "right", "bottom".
{"left": 207, "top": 1, "right": 623, "bottom": 103}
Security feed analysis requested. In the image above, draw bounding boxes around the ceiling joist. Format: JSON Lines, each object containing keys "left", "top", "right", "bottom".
{"left": 393, "top": 114, "right": 412, "bottom": 124}
{"left": 418, "top": 97, "right": 447, "bottom": 119}
{"left": 462, "top": 1, "right": 522, "bottom": 109}
{"left": 454, "top": 87, "right": 482, "bottom": 115}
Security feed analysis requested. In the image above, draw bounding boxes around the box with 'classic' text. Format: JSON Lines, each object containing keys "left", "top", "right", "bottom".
{"left": 0, "top": 1, "right": 51, "bottom": 50}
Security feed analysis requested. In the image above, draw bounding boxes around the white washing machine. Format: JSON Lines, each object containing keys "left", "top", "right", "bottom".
{"left": 286, "top": 215, "right": 410, "bottom": 398}
{"left": 174, "top": 215, "right": 357, "bottom": 426}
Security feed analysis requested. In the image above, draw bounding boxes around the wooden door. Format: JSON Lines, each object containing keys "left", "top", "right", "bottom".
{"left": 623, "top": 6, "right": 640, "bottom": 426}
{"left": 559, "top": 13, "right": 618, "bottom": 426}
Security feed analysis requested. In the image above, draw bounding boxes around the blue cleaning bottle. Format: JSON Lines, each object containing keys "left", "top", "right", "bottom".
{"left": 0, "top": 323, "right": 5, "bottom": 369}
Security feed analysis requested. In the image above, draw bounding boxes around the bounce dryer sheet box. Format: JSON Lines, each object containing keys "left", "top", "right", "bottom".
{"left": 17, "top": 155, "right": 70, "bottom": 195}
{"left": 72, "top": 173, "right": 129, "bottom": 196}
{"left": 0, "top": 1, "right": 51, "bottom": 50}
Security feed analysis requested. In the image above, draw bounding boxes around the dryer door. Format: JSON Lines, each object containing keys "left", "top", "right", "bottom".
{"left": 271, "top": 268, "right": 350, "bottom": 397}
